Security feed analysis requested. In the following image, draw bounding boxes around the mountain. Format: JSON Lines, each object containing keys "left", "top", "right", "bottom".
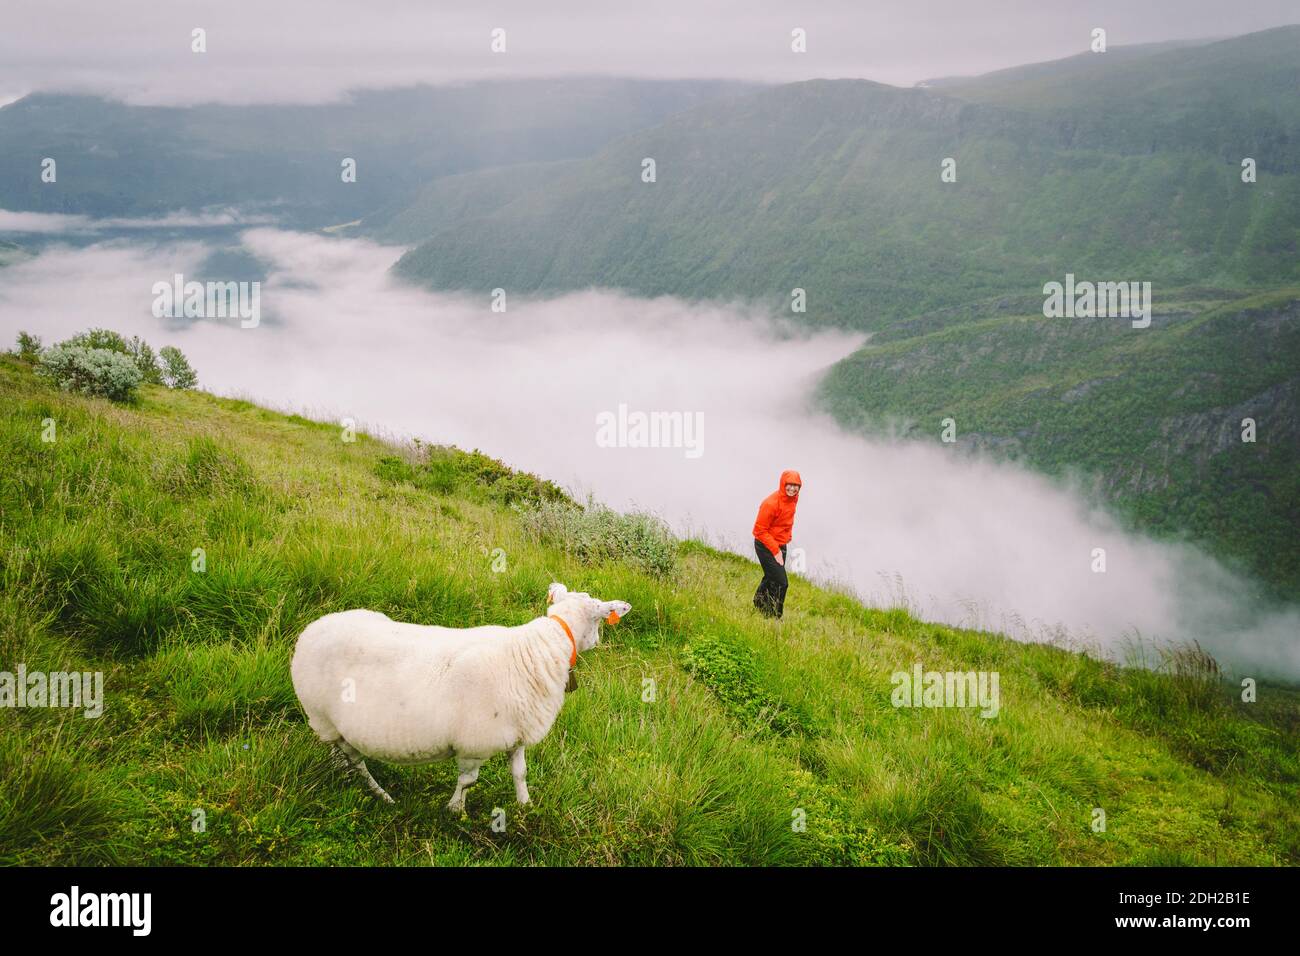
{"left": 2, "top": 353, "right": 1296, "bottom": 865}
{"left": 384, "top": 28, "right": 1300, "bottom": 595}
{"left": 367, "top": 158, "right": 579, "bottom": 245}
{"left": 0, "top": 79, "right": 757, "bottom": 230}
{"left": 928, "top": 27, "right": 1300, "bottom": 122}
{"left": 390, "top": 28, "right": 1300, "bottom": 322}
{"left": 818, "top": 288, "right": 1300, "bottom": 597}
{"left": 916, "top": 38, "right": 1220, "bottom": 91}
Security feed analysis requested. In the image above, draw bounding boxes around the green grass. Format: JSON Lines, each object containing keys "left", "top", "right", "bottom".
{"left": 1, "top": 354, "right": 1296, "bottom": 866}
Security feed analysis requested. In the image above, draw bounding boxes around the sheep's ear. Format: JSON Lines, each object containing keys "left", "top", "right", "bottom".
{"left": 547, "top": 582, "right": 568, "bottom": 606}
{"left": 597, "top": 600, "right": 631, "bottom": 624}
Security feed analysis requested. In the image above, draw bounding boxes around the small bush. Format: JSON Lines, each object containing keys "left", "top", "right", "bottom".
{"left": 414, "top": 451, "right": 460, "bottom": 495}
{"left": 126, "top": 336, "right": 163, "bottom": 385}
{"left": 375, "top": 453, "right": 456, "bottom": 495}
{"left": 375, "top": 445, "right": 569, "bottom": 507}
{"left": 159, "top": 346, "right": 198, "bottom": 389}
{"left": 51, "top": 328, "right": 193, "bottom": 389}
{"left": 60, "top": 328, "right": 130, "bottom": 354}
{"left": 454, "top": 447, "right": 569, "bottom": 505}
{"left": 522, "top": 496, "right": 677, "bottom": 577}
{"left": 37, "top": 345, "right": 142, "bottom": 402}
{"left": 375, "top": 455, "right": 417, "bottom": 485}
{"left": 14, "top": 331, "right": 42, "bottom": 362}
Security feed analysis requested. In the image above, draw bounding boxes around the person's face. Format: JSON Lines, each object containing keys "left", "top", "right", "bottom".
{"left": 785, "top": 483, "right": 799, "bottom": 497}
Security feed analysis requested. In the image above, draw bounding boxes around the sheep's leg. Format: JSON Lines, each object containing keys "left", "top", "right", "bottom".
{"left": 510, "top": 746, "right": 530, "bottom": 805}
{"left": 447, "top": 756, "right": 484, "bottom": 813}
{"left": 328, "top": 742, "right": 353, "bottom": 773}
{"left": 332, "top": 740, "right": 395, "bottom": 804}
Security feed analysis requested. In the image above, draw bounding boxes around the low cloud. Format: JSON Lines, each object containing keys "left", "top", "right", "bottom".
{"left": 2, "top": 227, "right": 1296, "bottom": 679}
{"left": 0, "top": 207, "right": 273, "bottom": 234}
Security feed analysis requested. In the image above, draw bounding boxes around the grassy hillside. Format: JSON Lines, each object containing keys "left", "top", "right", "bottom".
{"left": 2, "top": 355, "right": 1297, "bottom": 866}
{"left": 819, "top": 289, "right": 1300, "bottom": 598}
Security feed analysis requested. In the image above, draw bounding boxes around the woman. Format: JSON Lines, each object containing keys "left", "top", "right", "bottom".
{"left": 752, "top": 470, "right": 802, "bottom": 619}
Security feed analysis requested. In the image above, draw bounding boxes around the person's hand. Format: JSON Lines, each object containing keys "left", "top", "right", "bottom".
{"left": 775, "top": 551, "right": 784, "bottom": 566}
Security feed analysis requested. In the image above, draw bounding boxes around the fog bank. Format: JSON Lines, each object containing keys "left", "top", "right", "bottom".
{"left": 2, "top": 228, "right": 1296, "bottom": 679}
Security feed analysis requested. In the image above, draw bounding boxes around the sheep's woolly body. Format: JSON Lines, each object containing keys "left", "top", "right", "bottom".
{"left": 291, "top": 584, "right": 631, "bottom": 809}
{"left": 291, "top": 609, "right": 575, "bottom": 763}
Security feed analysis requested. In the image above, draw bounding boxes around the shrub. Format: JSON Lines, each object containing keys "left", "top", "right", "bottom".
{"left": 374, "top": 445, "right": 569, "bottom": 507}
{"left": 14, "top": 331, "right": 42, "bottom": 362}
{"left": 51, "top": 328, "right": 192, "bottom": 389}
{"left": 375, "top": 455, "right": 418, "bottom": 485}
{"left": 521, "top": 496, "right": 677, "bottom": 577}
{"left": 60, "top": 328, "right": 130, "bottom": 354}
{"left": 454, "top": 447, "right": 569, "bottom": 506}
{"left": 159, "top": 346, "right": 198, "bottom": 389}
{"left": 126, "top": 336, "right": 163, "bottom": 385}
{"left": 414, "top": 451, "right": 461, "bottom": 495}
{"left": 37, "top": 345, "right": 142, "bottom": 402}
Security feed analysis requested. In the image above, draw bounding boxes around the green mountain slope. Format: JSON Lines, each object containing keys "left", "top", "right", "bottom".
{"left": 933, "top": 26, "right": 1300, "bottom": 131}
{"left": 0, "top": 80, "right": 756, "bottom": 230}
{"left": 918, "top": 38, "right": 1218, "bottom": 93}
{"left": 391, "top": 28, "right": 1300, "bottom": 323}
{"left": 818, "top": 289, "right": 1300, "bottom": 597}
{"left": 2, "top": 355, "right": 1296, "bottom": 865}
{"left": 368, "top": 159, "right": 583, "bottom": 245}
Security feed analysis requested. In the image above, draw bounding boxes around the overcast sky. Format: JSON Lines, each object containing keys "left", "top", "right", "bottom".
{"left": 1, "top": 0, "right": 1296, "bottom": 106}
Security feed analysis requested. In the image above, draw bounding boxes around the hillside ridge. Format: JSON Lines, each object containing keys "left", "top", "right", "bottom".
{"left": 2, "top": 354, "right": 1296, "bottom": 865}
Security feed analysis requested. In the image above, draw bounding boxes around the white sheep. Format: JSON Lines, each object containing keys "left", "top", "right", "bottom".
{"left": 290, "top": 582, "right": 631, "bottom": 811}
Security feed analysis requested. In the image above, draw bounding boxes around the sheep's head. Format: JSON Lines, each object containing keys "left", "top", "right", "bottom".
{"left": 546, "top": 581, "right": 632, "bottom": 652}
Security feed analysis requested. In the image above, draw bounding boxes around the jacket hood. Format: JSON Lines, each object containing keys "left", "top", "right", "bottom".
{"left": 779, "top": 470, "right": 803, "bottom": 497}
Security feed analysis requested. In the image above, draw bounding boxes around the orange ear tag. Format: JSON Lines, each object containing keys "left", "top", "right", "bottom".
{"left": 606, "top": 610, "right": 621, "bottom": 625}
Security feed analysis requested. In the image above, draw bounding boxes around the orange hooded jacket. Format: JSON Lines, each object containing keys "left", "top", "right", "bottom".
{"left": 752, "top": 469, "right": 802, "bottom": 557}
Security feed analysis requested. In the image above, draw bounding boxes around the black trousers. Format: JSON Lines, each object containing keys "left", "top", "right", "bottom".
{"left": 753, "top": 540, "right": 788, "bottom": 618}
